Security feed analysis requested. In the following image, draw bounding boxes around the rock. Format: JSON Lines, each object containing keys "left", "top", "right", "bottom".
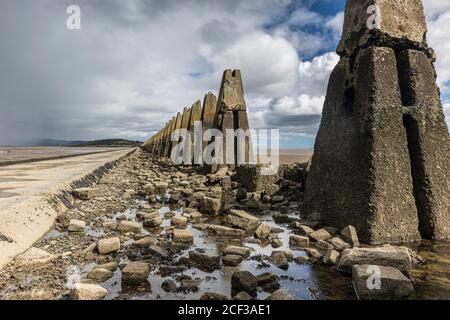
{"left": 227, "top": 209, "right": 259, "bottom": 231}
{"left": 304, "top": 248, "right": 322, "bottom": 260}
{"left": 295, "top": 224, "right": 315, "bottom": 236}
{"left": 147, "top": 245, "right": 168, "bottom": 258}
{"left": 294, "top": 256, "right": 310, "bottom": 264}
{"left": 273, "top": 249, "right": 294, "bottom": 261}
{"left": 352, "top": 265, "right": 414, "bottom": 300}
{"left": 200, "top": 292, "right": 228, "bottom": 300}
{"left": 329, "top": 237, "right": 351, "bottom": 251}
{"left": 200, "top": 197, "right": 221, "bottom": 215}
{"left": 87, "top": 268, "right": 114, "bottom": 283}
{"left": 189, "top": 252, "right": 220, "bottom": 272}
{"left": 265, "top": 184, "right": 279, "bottom": 196}
{"left": 73, "top": 188, "right": 99, "bottom": 200}
{"left": 180, "top": 278, "right": 200, "bottom": 292}
{"left": 323, "top": 250, "right": 340, "bottom": 265}
{"left": 137, "top": 210, "right": 159, "bottom": 221}
{"left": 133, "top": 237, "right": 157, "bottom": 248}
{"left": 95, "top": 262, "right": 118, "bottom": 272}
{"left": 233, "top": 291, "right": 253, "bottom": 300}
{"left": 15, "top": 247, "right": 56, "bottom": 267}
{"left": 118, "top": 221, "right": 141, "bottom": 234}
{"left": 231, "top": 271, "right": 257, "bottom": 296}
{"left": 223, "top": 254, "right": 243, "bottom": 267}
{"left": 68, "top": 219, "right": 86, "bottom": 232}
{"left": 206, "top": 225, "right": 246, "bottom": 237}
{"left": 223, "top": 246, "right": 251, "bottom": 258}
{"left": 340, "top": 226, "right": 360, "bottom": 247}
{"left": 98, "top": 237, "right": 120, "bottom": 255}
{"left": 269, "top": 251, "right": 289, "bottom": 270}
{"left": 315, "top": 240, "right": 334, "bottom": 251}
{"left": 154, "top": 182, "right": 168, "bottom": 194}
{"left": 172, "top": 229, "right": 194, "bottom": 244}
{"left": 271, "top": 239, "right": 283, "bottom": 248}
{"left": 171, "top": 216, "right": 188, "bottom": 229}
{"left": 123, "top": 189, "right": 136, "bottom": 200}
{"left": 143, "top": 216, "right": 163, "bottom": 228}
{"left": 161, "top": 279, "right": 177, "bottom": 292}
{"left": 122, "top": 262, "right": 150, "bottom": 285}
{"left": 309, "top": 229, "right": 332, "bottom": 242}
{"left": 72, "top": 283, "right": 107, "bottom": 300}
{"left": 144, "top": 184, "right": 155, "bottom": 195}
{"left": 236, "top": 188, "right": 248, "bottom": 201}
{"left": 255, "top": 223, "right": 271, "bottom": 239}
{"left": 289, "top": 235, "right": 309, "bottom": 248}
{"left": 257, "top": 272, "right": 280, "bottom": 292}
{"left": 266, "top": 289, "right": 293, "bottom": 300}
{"left": 337, "top": 247, "right": 412, "bottom": 275}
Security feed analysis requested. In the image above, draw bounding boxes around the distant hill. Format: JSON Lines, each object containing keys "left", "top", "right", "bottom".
{"left": 75, "top": 139, "right": 143, "bottom": 147}
{"left": 13, "top": 138, "right": 142, "bottom": 147}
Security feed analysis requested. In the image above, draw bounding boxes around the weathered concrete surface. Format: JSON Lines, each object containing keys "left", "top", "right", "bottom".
{"left": 304, "top": 0, "right": 450, "bottom": 244}
{"left": 0, "top": 148, "right": 133, "bottom": 269}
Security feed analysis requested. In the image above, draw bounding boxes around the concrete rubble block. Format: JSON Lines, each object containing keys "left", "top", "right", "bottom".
{"left": 171, "top": 215, "right": 188, "bottom": 229}
{"left": 231, "top": 271, "right": 258, "bottom": 297}
{"left": 68, "top": 219, "right": 86, "bottom": 232}
{"left": 329, "top": 237, "right": 351, "bottom": 251}
{"left": 189, "top": 251, "right": 221, "bottom": 272}
{"left": 97, "top": 237, "right": 121, "bottom": 255}
{"left": 87, "top": 268, "right": 114, "bottom": 283}
{"left": 14, "top": 247, "right": 56, "bottom": 267}
{"left": 143, "top": 216, "right": 163, "bottom": 228}
{"left": 223, "top": 246, "right": 251, "bottom": 258}
{"left": 122, "top": 261, "right": 150, "bottom": 285}
{"left": 294, "top": 224, "right": 315, "bottom": 236}
{"left": 340, "top": 226, "right": 360, "bottom": 247}
{"left": 323, "top": 250, "right": 341, "bottom": 265}
{"left": 255, "top": 223, "right": 272, "bottom": 239}
{"left": 154, "top": 182, "right": 168, "bottom": 194}
{"left": 72, "top": 283, "right": 107, "bottom": 300}
{"left": 200, "top": 197, "right": 222, "bottom": 215}
{"left": 233, "top": 291, "right": 253, "bottom": 300}
{"left": 257, "top": 272, "right": 280, "bottom": 292}
{"left": 223, "top": 254, "right": 243, "bottom": 266}
{"left": 172, "top": 229, "right": 194, "bottom": 244}
{"left": 289, "top": 235, "right": 309, "bottom": 248}
{"left": 352, "top": 265, "right": 414, "bottom": 300}
{"left": 269, "top": 251, "right": 289, "bottom": 270}
{"left": 72, "top": 188, "right": 99, "bottom": 200}
{"left": 206, "top": 224, "right": 246, "bottom": 237}
{"left": 337, "top": 246, "right": 412, "bottom": 276}
{"left": 118, "top": 221, "right": 141, "bottom": 234}
{"left": 309, "top": 229, "right": 332, "bottom": 242}
{"left": 226, "top": 209, "right": 259, "bottom": 232}
{"left": 266, "top": 289, "right": 294, "bottom": 300}
{"left": 235, "top": 165, "right": 279, "bottom": 193}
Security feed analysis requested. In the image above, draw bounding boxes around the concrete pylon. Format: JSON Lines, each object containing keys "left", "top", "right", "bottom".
{"left": 215, "top": 69, "right": 252, "bottom": 166}
{"left": 189, "top": 100, "right": 202, "bottom": 163}
{"left": 304, "top": 0, "right": 450, "bottom": 244}
{"left": 164, "top": 116, "right": 176, "bottom": 158}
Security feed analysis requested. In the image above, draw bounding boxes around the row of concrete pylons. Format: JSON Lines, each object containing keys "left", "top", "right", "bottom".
{"left": 142, "top": 69, "right": 251, "bottom": 165}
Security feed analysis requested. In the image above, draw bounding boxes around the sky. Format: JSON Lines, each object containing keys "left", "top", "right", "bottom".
{"left": 0, "top": 0, "right": 449, "bottom": 148}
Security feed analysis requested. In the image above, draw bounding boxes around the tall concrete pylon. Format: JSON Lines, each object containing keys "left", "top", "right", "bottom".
{"left": 189, "top": 100, "right": 202, "bottom": 162}
{"left": 304, "top": 0, "right": 450, "bottom": 244}
{"left": 214, "top": 69, "right": 252, "bottom": 166}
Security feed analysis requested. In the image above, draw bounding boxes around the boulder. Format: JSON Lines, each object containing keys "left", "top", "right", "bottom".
{"left": 223, "top": 246, "right": 251, "bottom": 258}
{"left": 269, "top": 251, "right": 289, "bottom": 270}
{"left": 118, "top": 221, "right": 141, "bottom": 234}
{"left": 161, "top": 280, "right": 177, "bottom": 292}
{"left": 189, "top": 252, "right": 220, "bottom": 272}
{"left": 206, "top": 225, "right": 246, "bottom": 237}
{"left": 231, "top": 271, "right": 257, "bottom": 296}
{"left": 340, "top": 226, "right": 360, "bottom": 247}
{"left": 315, "top": 240, "right": 334, "bottom": 251}
{"left": 73, "top": 188, "right": 99, "bottom": 200}
{"left": 223, "top": 254, "right": 243, "bottom": 267}
{"left": 295, "top": 224, "right": 315, "bottom": 236}
{"left": 255, "top": 223, "right": 271, "bottom": 239}
{"left": 171, "top": 216, "right": 188, "bottom": 229}
{"left": 200, "top": 196, "right": 222, "bottom": 215}
{"left": 289, "top": 235, "right": 309, "bottom": 248}
{"left": 72, "top": 283, "right": 107, "bottom": 300}
{"left": 257, "top": 272, "right": 280, "bottom": 292}
{"left": 122, "top": 262, "right": 150, "bottom": 285}
{"left": 329, "top": 237, "right": 351, "bottom": 251}
{"left": 200, "top": 292, "right": 228, "bottom": 300}
{"left": 98, "top": 237, "right": 121, "bottom": 255}
{"left": 304, "top": 248, "right": 322, "bottom": 260}
{"left": 337, "top": 247, "right": 412, "bottom": 275}
{"left": 143, "top": 216, "right": 163, "bottom": 228}
{"left": 172, "top": 229, "right": 194, "bottom": 244}
{"left": 352, "top": 265, "right": 414, "bottom": 300}
{"left": 154, "top": 182, "right": 168, "bottom": 194}
{"left": 227, "top": 210, "right": 259, "bottom": 231}
{"left": 95, "top": 262, "right": 118, "bottom": 272}
{"left": 14, "top": 247, "right": 56, "bottom": 267}
{"left": 294, "top": 256, "right": 310, "bottom": 264}
{"left": 323, "top": 250, "right": 340, "bottom": 265}
{"left": 233, "top": 291, "right": 253, "bottom": 300}
{"left": 309, "top": 229, "right": 332, "bottom": 242}
{"left": 133, "top": 237, "right": 157, "bottom": 248}
{"left": 266, "top": 289, "right": 293, "bottom": 300}
{"left": 147, "top": 245, "right": 168, "bottom": 258}
{"left": 87, "top": 268, "right": 114, "bottom": 283}
{"left": 68, "top": 219, "right": 86, "bottom": 232}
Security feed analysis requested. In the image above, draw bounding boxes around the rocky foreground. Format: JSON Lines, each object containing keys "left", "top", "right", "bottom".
{"left": 0, "top": 149, "right": 434, "bottom": 300}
